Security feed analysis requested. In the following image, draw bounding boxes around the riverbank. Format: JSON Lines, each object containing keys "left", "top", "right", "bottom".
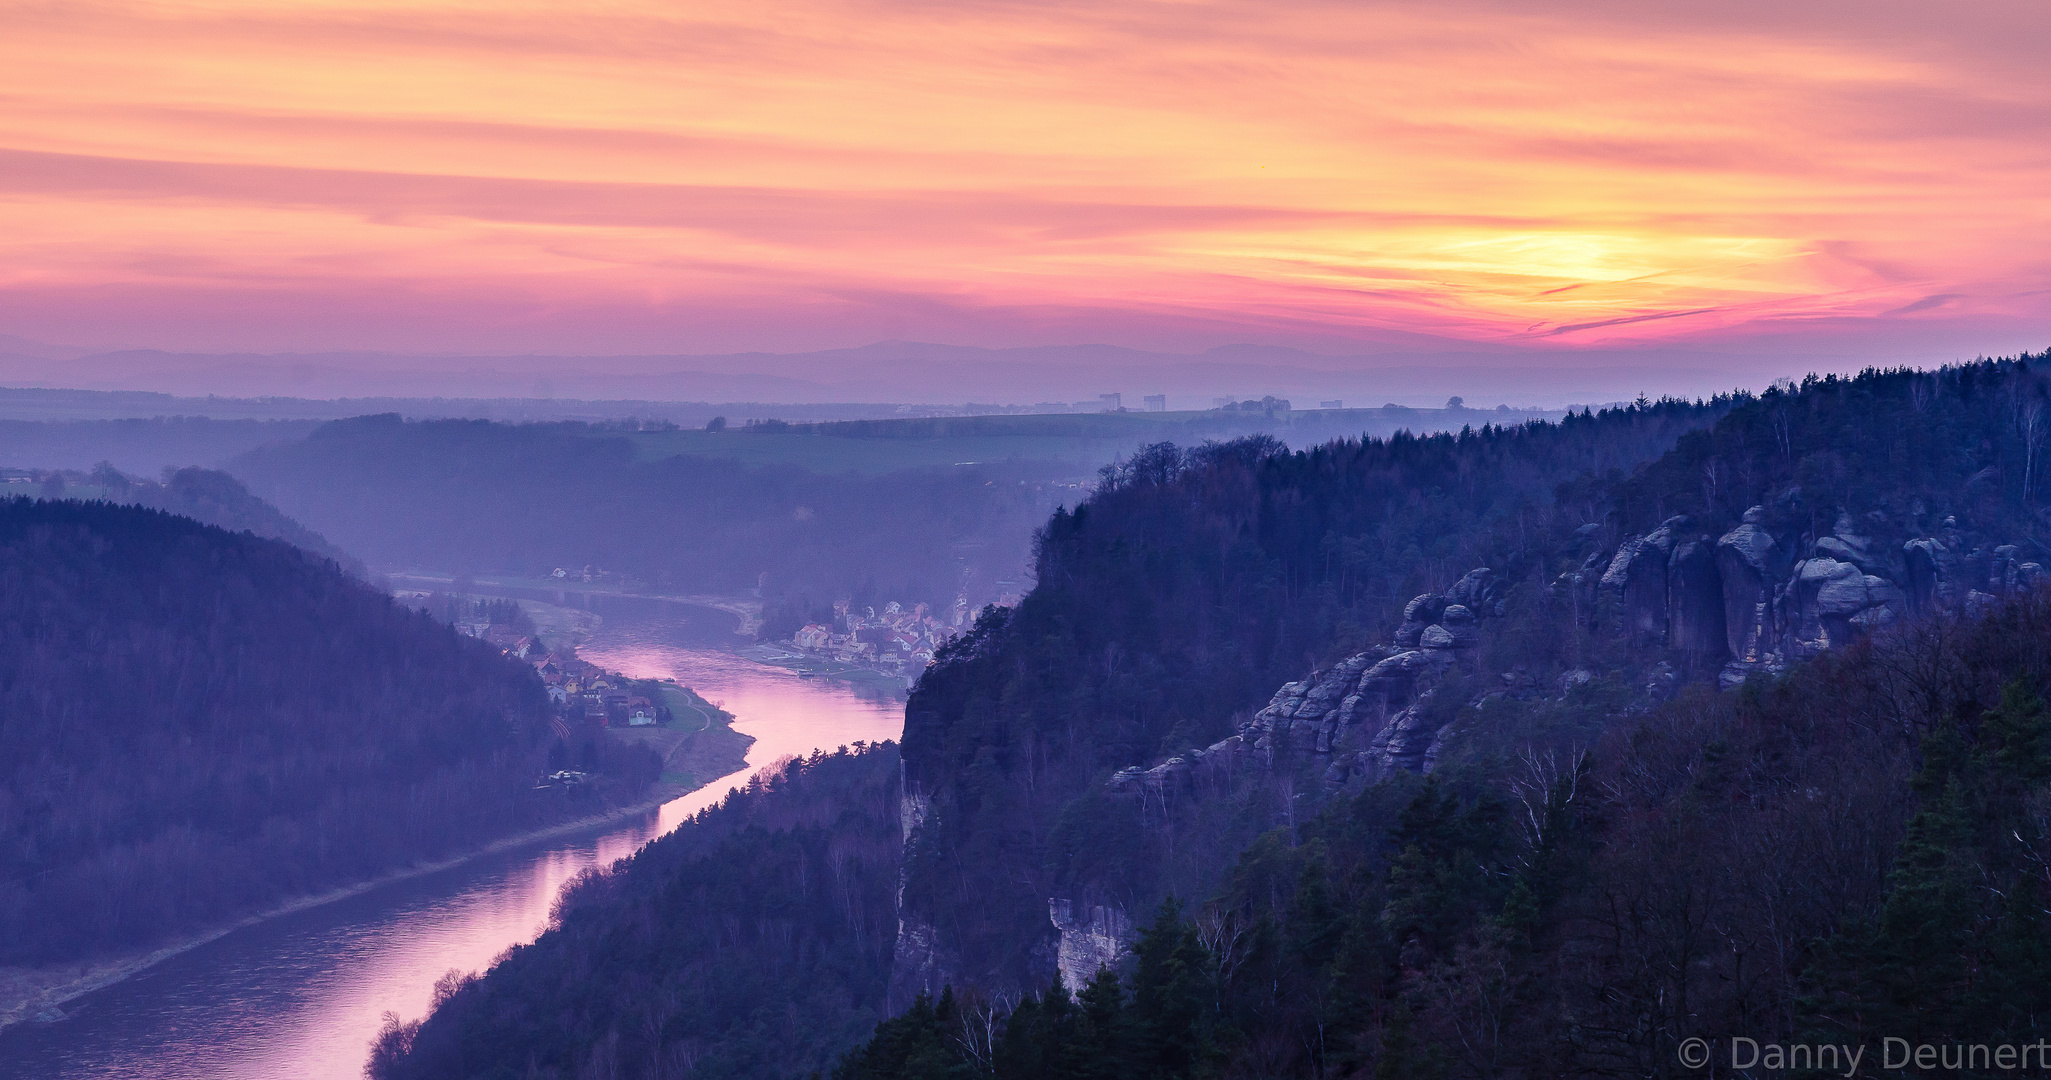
{"left": 613, "top": 693, "right": 753, "bottom": 799}
{"left": 0, "top": 722, "right": 756, "bottom": 1035}
{"left": 738, "top": 643, "right": 915, "bottom": 694}
{"left": 386, "top": 574, "right": 764, "bottom": 637}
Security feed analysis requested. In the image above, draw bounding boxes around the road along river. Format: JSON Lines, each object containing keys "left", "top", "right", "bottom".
{"left": 0, "top": 595, "right": 904, "bottom": 1080}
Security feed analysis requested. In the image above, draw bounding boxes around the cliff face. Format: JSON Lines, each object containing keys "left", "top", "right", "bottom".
{"left": 1201, "top": 504, "right": 2051, "bottom": 820}
{"left": 1048, "top": 503, "right": 2051, "bottom": 978}
{"left": 1213, "top": 504, "right": 2051, "bottom": 807}
{"left": 1573, "top": 507, "right": 2042, "bottom": 686}
{"left": 886, "top": 361, "right": 2051, "bottom": 1004}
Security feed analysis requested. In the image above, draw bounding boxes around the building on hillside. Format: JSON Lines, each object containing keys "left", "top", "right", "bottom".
{"left": 1143, "top": 394, "right": 1166, "bottom": 412}
{"left": 484, "top": 626, "right": 534, "bottom": 657}
{"left": 793, "top": 623, "right": 832, "bottom": 650}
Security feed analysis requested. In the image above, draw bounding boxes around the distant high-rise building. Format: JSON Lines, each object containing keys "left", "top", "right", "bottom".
{"left": 1320, "top": 399, "right": 1343, "bottom": 409}
{"left": 1143, "top": 394, "right": 1167, "bottom": 412}
{"left": 1099, "top": 392, "right": 1122, "bottom": 411}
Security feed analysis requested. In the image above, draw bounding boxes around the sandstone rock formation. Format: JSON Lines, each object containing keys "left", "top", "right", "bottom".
{"left": 1049, "top": 899, "right": 1132, "bottom": 987}
{"left": 1102, "top": 570, "right": 1513, "bottom": 807}
{"left": 1564, "top": 505, "right": 2045, "bottom": 686}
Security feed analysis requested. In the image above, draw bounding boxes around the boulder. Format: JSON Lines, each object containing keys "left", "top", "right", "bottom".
{"left": 1811, "top": 536, "right": 1899, "bottom": 581}
{"left": 1440, "top": 604, "right": 1481, "bottom": 647}
{"left": 1995, "top": 544, "right": 2025, "bottom": 593}
{"left": 1717, "top": 512, "right": 1789, "bottom": 663}
{"left": 1815, "top": 513, "right": 1904, "bottom": 580}
{"left": 1444, "top": 568, "right": 1504, "bottom": 612}
{"left": 1363, "top": 702, "right": 1441, "bottom": 772}
{"left": 1597, "top": 536, "right": 1669, "bottom": 645}
{"left": 1788, "top": 557, "right": 1905, "bottom": 655}
{"left": 1393, "top": 593, "right": 1442, "bottom": 648}
{"left": 1356, "top": 650, "right": 1435, "bottom": 717}
{"left": 1419, "top": 625, "right": 1456, "bottom": 649}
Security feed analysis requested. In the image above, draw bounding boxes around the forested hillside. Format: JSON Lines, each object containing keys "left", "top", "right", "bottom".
{"left": 896, "top": 396, "right": 1732, "bottom": 991}
{"left": 227, "top": 415, "right": 1061, "bottom": 607}
{"left": 863, "top": 356, "right": 2051, "bottom": 1075}
{"left": 24, "top": 463, "right": 376, "bottom": 578}
{"left": 380, "top": 355, "right": 2051, "bottom": 1079}
{"left": 0, "top": 499, "right": 650, "bottom": 968}
{"left": 370, "top": 745, "right": 903, "bottom": 1080}
{"left": 849, "top": 593, "right": 2051, "bottom": 1077}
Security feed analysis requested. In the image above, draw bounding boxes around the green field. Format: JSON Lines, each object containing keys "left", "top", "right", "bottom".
{"left": 658, "top": 684, "right": 728, "bottom": 732}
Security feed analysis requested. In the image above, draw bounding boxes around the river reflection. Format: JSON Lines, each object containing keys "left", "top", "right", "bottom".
{"left": 1, "top": 598, "right": 904, "bottom": 1080}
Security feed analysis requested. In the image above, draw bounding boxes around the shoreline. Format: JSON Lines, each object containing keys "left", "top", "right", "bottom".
{"left": 738, "top": 643, "right": 915, "bottom": 694}
{"left": 0, "top": 744, "right": 756, "bottom": 1034}
{"left": 384, "top": 574, "right": 765, "bottom": 637}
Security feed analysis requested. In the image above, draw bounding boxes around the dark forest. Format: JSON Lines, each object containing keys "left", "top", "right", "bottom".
{"left": 0, "top": 499, "right": 652, "bottom": 967}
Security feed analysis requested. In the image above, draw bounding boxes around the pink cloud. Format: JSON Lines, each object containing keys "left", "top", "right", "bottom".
{"left": 0, "top": 0, "right": 2042, "bottom": 377}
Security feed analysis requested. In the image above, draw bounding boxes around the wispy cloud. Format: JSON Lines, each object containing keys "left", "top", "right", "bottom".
{"left": 0, "top": 0, "right": 2044, "bottom": 359}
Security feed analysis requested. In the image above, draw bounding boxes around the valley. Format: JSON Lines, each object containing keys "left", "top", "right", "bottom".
{"left": 0, "top": 597, "right": 903, "bottom": 1079}
{"left": 10, "top": 4, "right": 2044, "bottom": 1073}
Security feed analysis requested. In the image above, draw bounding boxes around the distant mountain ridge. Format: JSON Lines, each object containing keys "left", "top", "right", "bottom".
{"left": 0, "top": 333, "right": 1882, "bottom": 408}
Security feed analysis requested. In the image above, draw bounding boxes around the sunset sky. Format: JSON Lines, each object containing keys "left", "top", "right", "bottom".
{"left": 2, "top": 0, "right": 2047, "bottom": 383}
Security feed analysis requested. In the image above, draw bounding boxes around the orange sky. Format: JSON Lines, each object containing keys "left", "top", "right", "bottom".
{"left": 1, "top": 0, "right": 2047, "bottom": 362}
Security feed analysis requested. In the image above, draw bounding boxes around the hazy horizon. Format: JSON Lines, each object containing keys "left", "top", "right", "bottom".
{"left": 4, "top": 331, "right": 2035, "bottom": 411}
{"left": 6, "top": 0, "right": 2047, "bottom": 404}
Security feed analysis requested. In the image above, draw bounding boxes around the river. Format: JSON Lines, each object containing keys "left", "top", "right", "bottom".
{"left": 0, "top": 594, "right": 905, "bottom": 1080}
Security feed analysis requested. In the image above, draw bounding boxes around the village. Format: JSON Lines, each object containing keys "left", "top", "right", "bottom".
{"left": 779, "top": 593, "right": 1014, "bottom": 678}
{"left": 406, "top": 591, "right": 701, "bottom": 738}
{"left": 459, "top": 617, "right": 742, "bottom": 793}
{"left": 410, "top": 582, "right": 1009, "bottom": 711}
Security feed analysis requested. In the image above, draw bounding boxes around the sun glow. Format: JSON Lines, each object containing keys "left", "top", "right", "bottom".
{"left": 0, "top": 0, "right": 2045, "bottom": 354}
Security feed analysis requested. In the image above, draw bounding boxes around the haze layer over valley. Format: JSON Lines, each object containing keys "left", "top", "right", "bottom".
{"left": 7, "top": 0, "right": 2050, "bottom": 1074}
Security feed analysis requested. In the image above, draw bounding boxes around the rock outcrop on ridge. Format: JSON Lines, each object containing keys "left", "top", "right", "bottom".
{"left": 1569, "top": 507, "right": 2043, "bottom": 686}
{"left": 1104, "top": 569, "right": 1512, "bottom": 798}
{"left": 1103, "top": 506, "right": 2051, "bottom": 813}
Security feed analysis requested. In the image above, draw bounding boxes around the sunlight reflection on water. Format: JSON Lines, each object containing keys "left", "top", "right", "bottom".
{"left": 1, "top": 599, "right": 903, "bottom": 1080}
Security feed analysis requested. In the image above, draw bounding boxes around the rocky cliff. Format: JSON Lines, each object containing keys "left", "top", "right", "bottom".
{"left": 1099, "top": 504, "right": 2051, "bottom": 823}
{"left": 1102, "top": 568, "right": 1510, "bottom": 804}
{"left": 1572, "top": 507, "right": 2044, "bottom": 686}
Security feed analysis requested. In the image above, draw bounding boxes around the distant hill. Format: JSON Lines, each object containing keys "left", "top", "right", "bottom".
{"left": 126, "top": 466, "right": 372, "bottom": 579}
{"left": 226, "top": 415, "right": 1064, "bottom": 607}
{"left": 0, "top": 416, "right": 319, "bottom": 474}
{"left": 0, "top": 499, "right": 653, "bottom": 969}
{"left": 12, "top": 464, "right": 372, "bottom": 579}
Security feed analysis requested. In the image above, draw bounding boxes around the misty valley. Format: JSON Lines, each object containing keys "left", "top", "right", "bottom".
{"left": 9, "top": 0, "right": 2050, "bottom": 1073}
{"left": 0, "top": 357, "right": 2044, "bottom": 1080}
